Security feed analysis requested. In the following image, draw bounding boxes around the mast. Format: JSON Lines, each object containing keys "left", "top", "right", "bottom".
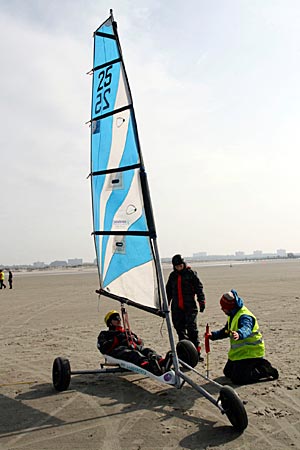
{"left": 109, "top": 10, "right": 181, "bottom": 379}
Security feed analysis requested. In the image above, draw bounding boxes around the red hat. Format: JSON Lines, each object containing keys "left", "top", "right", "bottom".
{"left": 220, "top": 292, "right": 236, "bottom": 310}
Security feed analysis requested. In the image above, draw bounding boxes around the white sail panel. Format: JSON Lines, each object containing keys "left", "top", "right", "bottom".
{"left": 105, "top": 261, "right": 159, "bottom": 309}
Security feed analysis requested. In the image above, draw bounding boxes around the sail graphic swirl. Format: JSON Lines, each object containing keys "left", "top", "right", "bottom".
{"left": 90, "top": 12, "right": 162, "bottom": 315}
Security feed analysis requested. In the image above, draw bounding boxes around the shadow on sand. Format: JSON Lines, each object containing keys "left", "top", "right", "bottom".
{"left": 9, "top": 371, "right": 245, "bottom": 449}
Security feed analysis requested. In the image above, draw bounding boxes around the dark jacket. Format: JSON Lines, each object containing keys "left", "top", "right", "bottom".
{"left": 97, "top": 326, "right": 143, "bottom": 355}
{"left": 166, "top": 264, "right": 205, "bottom": 311}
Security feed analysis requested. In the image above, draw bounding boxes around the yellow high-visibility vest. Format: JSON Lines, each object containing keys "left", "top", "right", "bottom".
{"left": 228, "top": 306, "right": 265, "bottom": 361}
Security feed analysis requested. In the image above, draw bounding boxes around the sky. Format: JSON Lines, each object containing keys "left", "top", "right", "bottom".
{"left": 0, "top": 0, "right": 300, "bottom": 265}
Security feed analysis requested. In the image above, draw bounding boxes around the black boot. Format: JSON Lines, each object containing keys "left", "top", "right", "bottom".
{"left": 159, "top": 351, "right": 173, "bottom": 372}
{"left": 148, "top": 355, "right": 163, "bottom": 376}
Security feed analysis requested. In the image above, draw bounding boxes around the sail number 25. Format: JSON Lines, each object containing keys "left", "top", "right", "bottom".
{"left": 94, "top": 65, "right": 112, "bottom": 115}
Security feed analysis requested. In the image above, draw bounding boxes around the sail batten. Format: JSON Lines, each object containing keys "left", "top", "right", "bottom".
{"left": 95, "top": 31, "right": 117, "bottom": 40}
{"left": 93, "top": 231, "right": 151, "bottom": 236}
{"left": 93, "top": 57, "right": 122, "bottom": 72}
{"left": 92, "top": 104, "right": 132, "bottom": 122}
{"left": 91, "top": 163, "right": 141, "bottom": 177}
{"left": 90, "top": 12, "right": 162, "bottom": 314}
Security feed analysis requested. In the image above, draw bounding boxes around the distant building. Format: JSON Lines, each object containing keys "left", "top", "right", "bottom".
{"left": 49, "top": 260, "right": 67, "bottom": 267}
{"left": 193, "top": 252, "right": 207, "bottom": 259}
{"left": 276, "top": 249, "right": 286, "bottom": 257}
{"left": 235, "top": 251, "right": 245, "bottom": 258}
{"left": 67, "top": 258, "right": 83, "bottom": 266}
{"left": 253, "top": 250, "right": 263, "bottom": 257}
{"left": 33, "top": 261, "right": 46, "bottom": 268}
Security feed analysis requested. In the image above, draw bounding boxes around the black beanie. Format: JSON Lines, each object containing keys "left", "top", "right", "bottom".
{"left": 172, "top": 254, "right": 184, "bottom": 266}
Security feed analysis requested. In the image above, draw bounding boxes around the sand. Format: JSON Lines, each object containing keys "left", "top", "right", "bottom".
{"left": 0, "top": 260, "right": 299, "bottom": 450}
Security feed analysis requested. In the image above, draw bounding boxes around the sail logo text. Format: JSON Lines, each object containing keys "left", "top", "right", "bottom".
{"left": 113, "top": 219, "right": 128, "bottom": 227}
{"left": 94, "top": 65, "right": 113, "bottom": 115}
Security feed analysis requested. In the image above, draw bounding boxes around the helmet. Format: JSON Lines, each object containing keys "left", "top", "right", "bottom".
{"left": 104, "top": 310, "right": 120, "bottom": 326}
{"left": 172, "top": 254, "right": 184, "bottom": 266}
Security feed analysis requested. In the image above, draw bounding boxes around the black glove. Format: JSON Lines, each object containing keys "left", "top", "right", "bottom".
{"left": 199, "top": 302, "right": 205, "bottom": 313}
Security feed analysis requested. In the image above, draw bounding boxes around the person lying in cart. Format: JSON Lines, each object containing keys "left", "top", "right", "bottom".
{"left": 208, "top": 290, "right": 279, "bottom": 385}
{"left": 97, "top": 310, "right": 172, "bottom": 376}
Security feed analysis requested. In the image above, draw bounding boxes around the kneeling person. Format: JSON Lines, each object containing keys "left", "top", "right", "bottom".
{"left": 208, "top": 290, "right": 278, "bottom": 385}
{"left": 97, "top": 310, "right": 171, "bottom": 376}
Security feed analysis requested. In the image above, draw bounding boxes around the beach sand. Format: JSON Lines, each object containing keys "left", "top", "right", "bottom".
{"left": 0, "top": 260, "right": 299, "bottom": 449}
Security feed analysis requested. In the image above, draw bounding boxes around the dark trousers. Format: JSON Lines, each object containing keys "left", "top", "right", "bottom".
{"left": 0, "top": 281, "right": 6, "bottom": 289}
{"left": 224, "top": 358, "right": 275, "bottom": 384}
{"left": 110, "top": 346, "right": 159, "bottom": 367}
{"left": 171, "top": 308, "right": 199, "bottom": 348}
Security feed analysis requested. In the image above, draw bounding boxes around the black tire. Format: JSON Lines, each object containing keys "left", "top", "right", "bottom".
{"left": 219, "top": 386, "right": 248, "bottom": 431}
{"left": 52, "top": 357, "right": 71, "bottom": 392}
{"left": 176, "top": 339, "right": 199, "bottom": 368}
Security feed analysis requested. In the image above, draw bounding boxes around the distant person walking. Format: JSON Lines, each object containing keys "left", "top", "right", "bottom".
{"left": 8, "top": 271, "right": 13, "bottom": 289}
{"left": 0, "top": 269, "right": 6, "bottom": 289}
{"left": 166, "top": 254, "right": 206, "bottom": 361}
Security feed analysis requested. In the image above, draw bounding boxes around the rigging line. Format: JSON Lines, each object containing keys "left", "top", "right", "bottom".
{"left": 121, "top": 305, "right": 134, "bottom": 348}
{"left": 91, "top": 163, "right": 141, "bottom": 177}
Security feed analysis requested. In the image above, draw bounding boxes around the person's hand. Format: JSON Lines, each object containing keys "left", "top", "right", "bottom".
{"left": 231, "top": 331, "right": 239, "bottom": 340}
{"left": 199, "top": 302, "right": 205, "bottom": 313}
{"left": 205, "top": 331, "right": 213, "bottom": 340}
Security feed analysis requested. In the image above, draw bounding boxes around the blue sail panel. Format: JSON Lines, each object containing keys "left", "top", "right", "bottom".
{"left": 90, "top": 15, "right": 161, "bottom": 312}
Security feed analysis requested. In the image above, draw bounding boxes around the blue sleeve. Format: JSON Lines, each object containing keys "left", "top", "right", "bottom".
{"left": 211, "top": 323, "right": 229, "bottom": 340}
{"left": 237, "top": 314, "right": 255, "bottom": 339}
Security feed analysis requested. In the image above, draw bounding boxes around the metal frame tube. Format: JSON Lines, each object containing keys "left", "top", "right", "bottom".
{"left": 152, "top": 239, "right": 182, "bottom": 387}
{"left": 71, "top": 368, "right": 128, "bottom": 375}
{"left": 177, "top": 370, "right": 223, "bottom": 410}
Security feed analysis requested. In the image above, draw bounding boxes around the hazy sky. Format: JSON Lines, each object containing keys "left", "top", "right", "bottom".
{"left": 1, "top": 0, "right": 299, "bottom": 265}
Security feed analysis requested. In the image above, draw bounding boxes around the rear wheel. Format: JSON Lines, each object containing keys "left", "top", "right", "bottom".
{"left": 176, "top": 339, "right": 199, "bottom": 368}
{"left": 219, "top": 386, "right": 248, "bottom": 431}
{"left": 52, "top": 357, "right": 71, "bottom": 392}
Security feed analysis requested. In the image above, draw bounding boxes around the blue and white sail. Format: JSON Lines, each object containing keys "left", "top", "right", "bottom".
{"left": 90, "top": 12, "right": 163, "bottom": 315}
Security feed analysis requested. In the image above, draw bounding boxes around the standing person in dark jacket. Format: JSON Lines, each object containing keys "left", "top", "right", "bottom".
{"left": 8, "top": 271, "right": 13, "bottom": 289}
{"left": 166, "top": 254, "right": 206, "bottom": 361}
{"left": 208, "top": 290, "right": 279, "bottom": 384}
{"left": 97, "top": 310, "right": 172, "bottom": 376}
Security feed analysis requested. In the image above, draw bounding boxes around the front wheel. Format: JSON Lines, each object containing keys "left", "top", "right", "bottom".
{"left": 218, "top": 386, "right": 248, "bottom": 432}
{"left": 176, "top": 339, "right": 199, "bottom": 368}
{"left": 52, "top": 357, "right": 71, "bottom": 392}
